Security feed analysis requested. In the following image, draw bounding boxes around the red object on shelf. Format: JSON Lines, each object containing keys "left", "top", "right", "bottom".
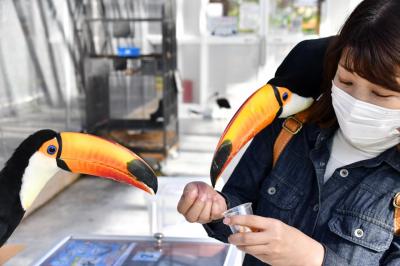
{"left": 183, "top": 79, "right": 193, "bottom": 103}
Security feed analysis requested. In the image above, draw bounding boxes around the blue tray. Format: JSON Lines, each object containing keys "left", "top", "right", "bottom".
{"left": 117, "top": 47, "right": 141, "bottom": 57}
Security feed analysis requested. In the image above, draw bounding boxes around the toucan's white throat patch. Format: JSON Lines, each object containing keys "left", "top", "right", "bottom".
{"left": 279, "top": 93, "right": 314, "bottom": 118}
{"left": 20, "top": 152, "right": 59, "bottom": 210}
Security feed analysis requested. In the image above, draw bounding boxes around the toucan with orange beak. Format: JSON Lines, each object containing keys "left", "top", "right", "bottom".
{"left": 210, "top": 84, "right": 314, "bottom": 187}
{"left": 210, "top": 37, "right": 333, "bottom": 186}
{"left": 0, "top": 129, "right": 157, "bottom": 246}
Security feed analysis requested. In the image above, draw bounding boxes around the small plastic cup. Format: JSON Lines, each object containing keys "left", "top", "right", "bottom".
{"left": 223, "top": 202, "right": 253, "bottom": 233}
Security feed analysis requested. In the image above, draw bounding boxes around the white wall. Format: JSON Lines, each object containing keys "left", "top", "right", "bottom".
{"left": 320, "top": 0, "right": 363, "bottom": 36}
{"left": 176, "top": 0, "right": 365, "bottom": 108}
{"left": 177, "top": 0, "right": 265, "bottom": 106}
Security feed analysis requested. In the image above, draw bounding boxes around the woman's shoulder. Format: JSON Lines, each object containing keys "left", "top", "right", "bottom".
{"left": 252, "top": 117, "right": 327, "bottom": 158}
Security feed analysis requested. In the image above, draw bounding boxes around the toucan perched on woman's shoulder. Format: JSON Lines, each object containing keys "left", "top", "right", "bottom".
{"left": 0, "top": 129, "right": 157, "bottom": 246}
{"left": 210, "top": 37, "right": 332, "bottom": 186}
{"left": 210, "top": 84, "right": 314, "bottom": 185}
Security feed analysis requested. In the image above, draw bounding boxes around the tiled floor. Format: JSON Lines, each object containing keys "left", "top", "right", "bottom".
{"left": 5, "top": 115, "right": 240, "bottom": 265}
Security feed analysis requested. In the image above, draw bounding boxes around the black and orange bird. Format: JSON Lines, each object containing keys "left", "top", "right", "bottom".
{"left": 209, "top": 37, "right": 332, "bottom": 187}
{"left": 0, "top": 129, "right": 157, "bottom": 246}
{"left": 210, "top": 84, "right": 314, "bottom": 187}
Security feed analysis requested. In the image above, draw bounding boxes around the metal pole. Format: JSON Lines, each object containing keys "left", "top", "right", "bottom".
{"left": 45, "top": 0, "right": 86, "bottom": 94}
{"left": 0, "top": 42, "right": 17, "bottom": 116}
{"left": 66, "top": 0, "right": 86, "bottom": 94}
{"left": 12, "top": 0, "right": 53, "bottom": 106}
{"left": 37, "top": 0, "right": 65, "bottom": 106}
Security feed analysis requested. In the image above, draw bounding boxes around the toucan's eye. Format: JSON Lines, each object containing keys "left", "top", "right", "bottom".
{"left": 47, "top": 145, "right": 57, "bottom": 155}
{"left": 282, "top": 92, "right": 288, "bottom": 101}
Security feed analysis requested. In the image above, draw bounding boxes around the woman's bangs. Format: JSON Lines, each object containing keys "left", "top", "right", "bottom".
{"left": 341, "top": 43, "right": 400, "bottom": 91}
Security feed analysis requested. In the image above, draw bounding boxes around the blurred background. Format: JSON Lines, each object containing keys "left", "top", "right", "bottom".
{"left": 0, "top": 0, "right": 362, "bottom": 265}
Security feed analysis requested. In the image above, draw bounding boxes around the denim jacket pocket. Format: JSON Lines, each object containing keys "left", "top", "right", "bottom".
{"left": 260, "top": 173, "right": 303, "bottom": 210}
{"left": 328, "top": 209, "right": 393, "bottom": 252}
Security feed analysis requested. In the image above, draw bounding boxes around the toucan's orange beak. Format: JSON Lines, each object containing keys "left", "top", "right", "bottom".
{"left": 210, "top": 84, "right": 313, "bottom": 187}
{"left": 56, "top": 132, "right": 157, "bottom": 194}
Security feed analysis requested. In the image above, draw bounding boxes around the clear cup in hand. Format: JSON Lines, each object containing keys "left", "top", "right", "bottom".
{"left": 223, "top": 202, "right": 253, "bottom": 233}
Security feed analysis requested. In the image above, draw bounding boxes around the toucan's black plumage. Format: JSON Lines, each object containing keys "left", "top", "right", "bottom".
{"left": 0, "top": 129, "right": 158, "bottom": 247}
{"left": 268, "top": 36, "right": 333, "bottom": 98}
{"left": 0, "top": 129, "right": 57, "bottom": 246}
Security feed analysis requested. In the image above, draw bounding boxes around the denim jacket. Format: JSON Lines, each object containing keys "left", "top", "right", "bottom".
{"left": 204, "top": 118, "right": 400, "bottom": 265}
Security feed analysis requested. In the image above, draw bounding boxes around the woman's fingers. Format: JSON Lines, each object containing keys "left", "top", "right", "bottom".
{"left": 198, "top": 199, "right": 213, "bottom": 223}
{"left": 177, "top": 182, "right": 228, "bottom": 223}
{"left": 224, "top": 215, "right": 278, "bottom": 230}
{"left": 184, "top": 195, "right": 208, "bottom": 222}
{"left": 177, "top": 183, "right": 199, "bottom": 215}
{"left": 236, "top": 244, "right": 270, "bottom": 256}
{"left": 226, "top": 215, "right": 284, "bottom": 246}
{"left": 211, "top": 197, "right": 225, "bottom": 220}
{"left": 228, "top": 232, "right": 268, "bottom": 246}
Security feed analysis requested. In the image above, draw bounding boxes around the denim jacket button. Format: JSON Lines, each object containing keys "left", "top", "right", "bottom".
{"left": 354, "top": 228, "right": 364, "bottom": 238}
{"left": 339, "top": 169, "right": 349, "bottom": 177}
{"left": 313, "top": 204, "right": 319, "bottom": 212}
{"left": 267, "top": 187, "right": 276, "bottom": 195}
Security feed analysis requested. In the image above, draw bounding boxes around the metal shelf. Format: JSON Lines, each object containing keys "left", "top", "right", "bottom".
{"left": 88, "top": 53, "right": 162, "bottom": 59}
{"left": 103, "top": 119, "right": 164, "bottom": 130}
{"left": 82, "top": 1, "right": 178, "bottom": 160}
{"left": 86, "top": 17, "right": 163, "bottom": 22}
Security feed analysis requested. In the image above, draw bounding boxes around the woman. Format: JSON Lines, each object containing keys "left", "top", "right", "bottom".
{"left": 177, "top": 0, "right": 400, "bottom": 265}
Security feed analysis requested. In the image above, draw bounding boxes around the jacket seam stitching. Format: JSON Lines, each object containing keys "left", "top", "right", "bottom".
{"left": 336, "top": 209, "right": 393, "bottom": 231}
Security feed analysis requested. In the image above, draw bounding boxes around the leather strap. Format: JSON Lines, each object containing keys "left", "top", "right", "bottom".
{"left": 393, "top": 193, "right": 400, "bottom": 236}
{"left": 0, "top": 244, "right": 24, "bottom": 264}
{"left": 272, "top": 109, "right": 310, "bottom": 167}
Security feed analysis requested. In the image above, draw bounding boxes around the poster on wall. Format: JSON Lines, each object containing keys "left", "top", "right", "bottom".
{"left": 269, "top": 0, "right": 320, "bottom": 35}
{"left": 208, "top": 0, "right": 261, "bottom": 35}
{"left": 238, "top": 0, "right": 260, "bottom": 33}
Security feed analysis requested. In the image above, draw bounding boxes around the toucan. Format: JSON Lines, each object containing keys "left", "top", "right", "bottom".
{"left": 210, "top": 84, "right": 314, "bottom": 186}
{"left": 0, "top": 129, "right": 157, "bottom": 246}
{"left": 209, "top": 36, "right": 334, "bottom": 186}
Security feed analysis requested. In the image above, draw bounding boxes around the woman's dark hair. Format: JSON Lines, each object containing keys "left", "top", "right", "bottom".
{"left": 308, "top": 0, "right": 400, "bottom": 126}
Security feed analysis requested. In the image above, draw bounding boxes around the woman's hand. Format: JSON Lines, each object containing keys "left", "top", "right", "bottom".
{"left": 177, "top": 182, "right": 227, "bottom": 224}
{"left": 225, "top": 215, "right": 324, "bottom": 266}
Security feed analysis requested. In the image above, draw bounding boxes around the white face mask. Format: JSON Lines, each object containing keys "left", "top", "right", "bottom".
{"left": 331, "top": 82, "right": 400, "bottom": 155}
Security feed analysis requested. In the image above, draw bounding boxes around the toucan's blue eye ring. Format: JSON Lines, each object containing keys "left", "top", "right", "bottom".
{"left": 47, "top": 145, "right": 57, "bottom": 155}
{"left": 282, "top": 92, "right": 288, "bottom": 101}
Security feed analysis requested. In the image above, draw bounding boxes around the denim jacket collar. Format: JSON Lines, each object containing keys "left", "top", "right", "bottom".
{"left": 307, "top": 123, "right": 400, "bottom": 173}
{"left": 380, "top": 147, "right": 400, "bottom": 173}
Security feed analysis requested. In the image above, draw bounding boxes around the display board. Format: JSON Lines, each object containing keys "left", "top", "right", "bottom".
{"left": 34, "top": 235, "right": 231, "bottom": 266}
